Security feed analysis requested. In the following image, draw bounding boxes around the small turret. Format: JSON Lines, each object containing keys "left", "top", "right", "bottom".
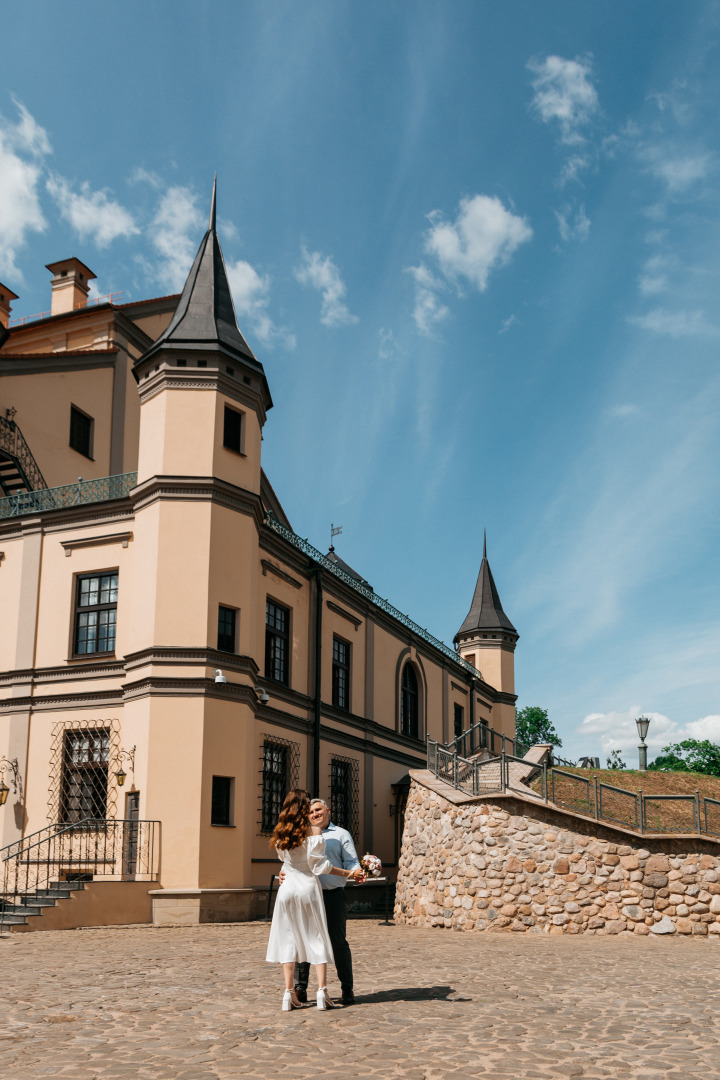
{"left": 454, "top": 533, "right": 517, "bottom": 698}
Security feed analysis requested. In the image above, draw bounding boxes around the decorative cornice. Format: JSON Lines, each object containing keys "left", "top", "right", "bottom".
{"left": 123, "top": 647, "right": 259, "bottom": 675}
{"left": 131, "top": 475, "right": 264, "bottom": 526}
{"left": 136, "top": 363, "right": 268, "bottom": 425}
{"left": 0, "top": 689, "right": 122, "bottom": 713}
{"left": 121, "top": 676, "right": 259, "bottom": 704}
{"left": 261, "top": 559, "right": 303, "bottom": 589}
{"left": 327, "top": 600, "right": 362, "bottom": 630}
{"left": 0, "top": 500, "right": 134, "bottom": 540}
{"left": 451, "top": 681, "right": 468, "bottom": 696}
{"left": 0, "top": 659, "right": 126, "bottom": 686}
{"left": 61, "top": 530, "right": 133, "bottom": 556}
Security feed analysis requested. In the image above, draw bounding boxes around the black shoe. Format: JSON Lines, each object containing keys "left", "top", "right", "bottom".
{"left": 294, "top": 987, "right": 307, "bottom": 1004}
{"left": 341, "top": 989, "right": 355, "bottom": 1006}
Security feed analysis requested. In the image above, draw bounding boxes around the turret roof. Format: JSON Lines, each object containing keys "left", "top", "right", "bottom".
{"left": 454, "top": 534, "right": 517, "bottom": 640}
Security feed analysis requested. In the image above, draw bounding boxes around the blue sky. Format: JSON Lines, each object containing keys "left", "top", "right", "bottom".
{"left": 2, "top": 1, "right": 719, "bottom": 762}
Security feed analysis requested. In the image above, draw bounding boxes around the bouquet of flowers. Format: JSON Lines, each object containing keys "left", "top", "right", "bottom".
{"left": 361, "top": 853, "right": 382, "bottom": 878}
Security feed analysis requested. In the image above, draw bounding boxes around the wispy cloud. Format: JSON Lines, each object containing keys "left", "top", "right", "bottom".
{"left": 410, "top": 194, "right": 531, "bottom": 334}
{"left": 146, "top": 185, "right": 204, "bottom": 292}
{"left": 0, "top": 98, "right": 49, "bottom": 279}
{"left": 226, "top": 258, "right": 295, "bottom": 349}
{"left": 527, "top": 54, "right": 599, "bottom": 145}
{"left": 609, "top": 404, "right": 640, "bottom": 418}
{"left": 555, "top": 204, "right": 590, "bottom": 243}
{"left": 638, "top": 255, "right": 671, "bottom": 295}
{"left": 294, "top": 246, "right": 358, "bottom": 327}
{"left": 47, "top": 176, "right": 139, "bottom": 248}
{"left": 628, "top": 307, "right": 718, "bottom": 338}
{"left": 643, "top": 149, "right": 713, "bottom": 193}
{"left": 499, "top": 314, "right": 518, "bottom": 335}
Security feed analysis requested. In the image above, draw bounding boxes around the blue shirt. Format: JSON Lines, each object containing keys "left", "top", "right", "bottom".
{"left": 317, "top": 821, "right": 361, "bottom": 890}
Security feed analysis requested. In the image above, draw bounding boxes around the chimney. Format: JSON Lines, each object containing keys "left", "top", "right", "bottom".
{"left": 45, "top": 258, "right": 96, "bottom": 316}
{"left": 0, "top": 283, "right": 19, "bottom": 328}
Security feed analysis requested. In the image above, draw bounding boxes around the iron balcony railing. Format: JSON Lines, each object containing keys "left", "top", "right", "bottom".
{"left": 0, "top": 471, "right": 137, "bottom": 520}
{"left": 0, "top": 415, "right": 48, "bottom": 492}
{"left": 264, "top": 513, "right": 481, "bottom": 679}
{"left": 0, "top": 818, "right": 160, "bottom": 929}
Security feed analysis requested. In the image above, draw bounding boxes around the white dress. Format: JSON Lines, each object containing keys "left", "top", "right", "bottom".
{"left": 265, "top": 835, "right": 335, "bottom": 965}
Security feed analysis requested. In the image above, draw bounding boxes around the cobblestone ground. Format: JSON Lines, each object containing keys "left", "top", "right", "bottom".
{"left": 2, "top": 921, "right": 720, "bottom": 1080}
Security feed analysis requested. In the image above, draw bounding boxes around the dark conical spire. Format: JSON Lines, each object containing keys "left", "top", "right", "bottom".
{"left": 454, "top": 536, "right": 517, "bottom": 641}
{"left": 135, "top": 178, "right": 264, "bottom": 375}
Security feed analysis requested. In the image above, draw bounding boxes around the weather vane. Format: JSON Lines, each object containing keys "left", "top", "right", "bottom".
{"left": 330, "top": 523, "right": 342, "bottom": 551}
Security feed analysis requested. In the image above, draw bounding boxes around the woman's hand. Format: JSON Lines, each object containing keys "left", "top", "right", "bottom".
{"left": 347, "top": 867, "right": 366, "bottom": 883}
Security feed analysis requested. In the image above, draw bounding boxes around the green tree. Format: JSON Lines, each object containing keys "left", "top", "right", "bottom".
{"left": 515, "top": 706, "right": 562, "bottom": 749}
{"left": 648, "top": 739, "right": 720, "bottom": 777}
{"left": 606, "top": 749, "right": 626, "bottom": 770}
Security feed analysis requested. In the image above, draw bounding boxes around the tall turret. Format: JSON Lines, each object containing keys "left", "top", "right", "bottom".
{"left": 454, "top": 533, "right": 518, "bottom": 702}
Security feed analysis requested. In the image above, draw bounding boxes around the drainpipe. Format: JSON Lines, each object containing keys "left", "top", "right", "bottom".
{"left": 313, "top": 567, "right": 323, "bottom": 797}
{"left": 469, "top": 677, "right": 476, "bottom": 754}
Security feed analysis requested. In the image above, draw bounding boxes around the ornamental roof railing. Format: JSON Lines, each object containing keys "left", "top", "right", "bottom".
{"left": 0, "top": 471, "right": 137, "bottom": 520}
{"left": 264, "top": 513, "right": 479, "bottom": 679}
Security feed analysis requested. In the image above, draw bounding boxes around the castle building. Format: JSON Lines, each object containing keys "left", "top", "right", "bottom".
{"left": 0, "top": 187, "right": 518, "bottom": 927}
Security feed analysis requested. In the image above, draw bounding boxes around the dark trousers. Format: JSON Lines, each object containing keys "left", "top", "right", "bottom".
{"left": 295, "top": 887, "right": 353, "bottom": 992}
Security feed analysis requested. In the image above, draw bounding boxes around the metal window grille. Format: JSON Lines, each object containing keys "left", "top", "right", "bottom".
{"left": 265, "top": 599, "right": 289, "bottom": 684}
{"left": 217, "top": 606, "right": 236, "bottom": 652}
{"left": 260, "top": 735, "right": 300, "bottom": 833}
{"left": 74, "top": 572, "right": 118, "bottom": 655}
{"left": 401, "top": 663, "right": 419, "bottom": 738}
{"left": 69, "top": 406, "right": 93, "bottom": 458}
{"left": 332, "top": 636, "right": 350, "bottom": 710}
{"left": 60, "top": 728, "right": 110, "bottom": 823}
{"left": 330, "top": 755, "right": 359, "bottom": 840}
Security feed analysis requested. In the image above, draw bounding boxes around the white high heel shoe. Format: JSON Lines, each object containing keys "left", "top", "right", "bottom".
{"left": 316, "top": 987, "right": 335, "bottom": 1010}
{"left": 282, "top": 990, "right": 302, "bottom": 1011}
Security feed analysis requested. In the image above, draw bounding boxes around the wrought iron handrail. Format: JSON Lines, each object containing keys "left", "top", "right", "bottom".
{"left": 0, "top": 819, "right": 72, "bottom": 862}
{"left": 0, "top": 470, "right": 137, "bottom": 520}
{"left": 446, "top": 719, "right": 532, "bottom": 761}
{"left": 0, "top": 415, "right": 48, "bottom": 492}
{"left": 264, "top": 513, "right": 482, "bottom": 679}
{"left": 0, "top": 818, "right": 160, "bottom": 929}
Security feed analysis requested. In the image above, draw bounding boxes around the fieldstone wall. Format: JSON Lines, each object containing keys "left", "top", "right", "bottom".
{"left": 395, "top": 779, "right": 720, "bottom": 937}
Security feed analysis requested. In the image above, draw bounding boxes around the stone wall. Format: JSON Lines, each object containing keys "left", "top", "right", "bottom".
{"left": 394, "top": 778, "right": 720, "bottom": 936}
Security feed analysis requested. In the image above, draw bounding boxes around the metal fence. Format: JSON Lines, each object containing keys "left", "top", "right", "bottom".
{"left": 0, "top": 818, "right": 160, "bottom": 929}
{"left": 0, "top": 471, "right": 137, "bottom": 519}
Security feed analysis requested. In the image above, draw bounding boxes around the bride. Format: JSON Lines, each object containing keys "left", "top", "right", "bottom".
{"left": 266, "top": 789, "right": 365, "bottom": 1010}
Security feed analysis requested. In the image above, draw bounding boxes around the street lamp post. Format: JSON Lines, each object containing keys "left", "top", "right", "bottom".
{"left": 636, "top": 716, "right": 651, "bottom": 772}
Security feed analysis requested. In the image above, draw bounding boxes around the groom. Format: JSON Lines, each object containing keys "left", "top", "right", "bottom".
{"left": 280, "top": 797, "right": 363, "bottom": 1005}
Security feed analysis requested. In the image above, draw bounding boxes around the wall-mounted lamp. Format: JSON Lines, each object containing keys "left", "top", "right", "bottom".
{"left": 214, "top": 668, "right": 227, "bottom": 684}
{"left": 114, "top": 745, "right": 136, "bottom": 788}
{"left": 0, "top": 757, "right": 21, "bottom": 806}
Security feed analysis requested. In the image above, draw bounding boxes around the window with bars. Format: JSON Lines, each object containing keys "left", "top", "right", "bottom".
{"left": 400, "top": 663, "right": 419, "bottom": 739}
{"left": 217, "top": 606, "right": 237, "bottom": 652}
{"left": 330, "top": 756, "right": 359, "bottom": 840}
{"left": 69, "top": 405, "right": 94, "bottom": 459}
{"left": 60, "top": 728, "right": 110, "bottom": 823}
{"left": 74, "top": 572, "right": 118, "bottom": 656}
{"left": 332, "top": 636, "right": 350, "bottom": 711}
{"left": 260, "top": 737, "right": 299, "bottom": 833}
{"left": 265, "top": 599, "right": 290, "bottom": 685}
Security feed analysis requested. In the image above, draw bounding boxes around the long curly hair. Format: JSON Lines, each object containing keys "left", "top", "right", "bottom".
{"left": 270, "top": 788, "right": 312, "bottom": 851}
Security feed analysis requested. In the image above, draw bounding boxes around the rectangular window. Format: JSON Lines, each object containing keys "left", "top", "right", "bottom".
{"left": 332, "top": 636, "right": 350, "bottom": 711}
{"left": 223, "top": 405, "right": 243, "bottom": 454}
{"left": 60, "top": 728, "right": 110, "bottom": 823}
{"left": 211, "top": 776, "right": 233, "bottom": 826}
{"left": 261, "top": 741, "right": 288, "bottom": 832}
{"left": 330, "top": 756, "right": 359, "bottom": 839}
{"left": 454, "top": 703, "right": 464, "bottom": 740}
{"left": 69, "top": 405, "right": 94, "bottom": 459}
{"left": 74, "top": 572, "right": 118, "bottom": 655}
{"left": 265, "top": 599, "right": 289, "bottom": 685}
{"left": 217, "top": 605, "right": 237, "bottom": 652}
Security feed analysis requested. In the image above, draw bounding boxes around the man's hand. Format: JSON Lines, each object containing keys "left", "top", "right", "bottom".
{"left": 278, "top": 868, "right": 286, "bottom": 885}
{"left": 348, "top": 868, "right": 366, "bottom": 883}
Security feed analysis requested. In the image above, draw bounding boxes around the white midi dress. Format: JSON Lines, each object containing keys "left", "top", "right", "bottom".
{"left": 265, "top": 835, "right": 335, "bottom": 965}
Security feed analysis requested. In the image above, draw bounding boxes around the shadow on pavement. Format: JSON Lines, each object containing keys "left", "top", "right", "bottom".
{"left": 353, "top": 985, "right": 472, "bottom": 1004}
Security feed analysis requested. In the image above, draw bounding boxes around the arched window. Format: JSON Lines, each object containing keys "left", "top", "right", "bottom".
{"left": 400, "top": 663, "right": 419, "bottom": 739}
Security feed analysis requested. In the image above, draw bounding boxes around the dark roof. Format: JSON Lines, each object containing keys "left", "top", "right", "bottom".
{"left": 325, "top": 547, "right": 372, "bottom": 591}
{"left": 454, "top": 534, "right": 517, "bottom": 640}
{"left": 136, "top": 180, "right": 264, "bottom": 374}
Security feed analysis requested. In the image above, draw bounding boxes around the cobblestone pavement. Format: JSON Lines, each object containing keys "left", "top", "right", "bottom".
{"left": 2, "top": 921, "right": 720, "bottom": 1079}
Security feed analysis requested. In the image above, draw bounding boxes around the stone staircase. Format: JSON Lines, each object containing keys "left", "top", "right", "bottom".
{"left": 0, "top": 880, "right": 88, "bottom": 930}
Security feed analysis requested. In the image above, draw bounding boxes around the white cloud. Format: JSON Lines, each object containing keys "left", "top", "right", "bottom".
{"left": 528, "top": 54, "right": 599, "bottom": 144}
{"left": 0, "top": 99, "right": 50, "bottom": 279}
{"left": 560, "top": 153, "right": 591, "bottom": 185}
{"left": 628, "top": 308, "right": 718, "bottom": 338}
{"left": 499, "top": 314, "right": 518, "bottom": 335}
{"left": 407, "top": 263, "right": 450, "bottom": 335}
{"left": 576, "top": 707, "right": 720, "bottom": 761}
{"left": 226, "top": 258, "right": 295, "bottom": 349}
{"left": 644, "top": 149, "right": 712, "bottom": 193}
{"left": 128, "top": 166, "right": 162, "bottom": 189}
{"left": 638, "top": 254, "right": 670, "bottom": 295}
{"left": 424, "top": 195, "right": 532, "bottom": 292}
{"left": 47, "top": 176, "right": 139, "bottom": 249}
{"left": 555, "top": 204, "right": 590, "bottom": 243}
{"left": 609, "top": 404, "right": 640, "bottom": 418}
{"left": 147, "top": 185, "right": 204, "bottom": 292}
{"left": 294, "top": 246, "right": 358, "bottom": 327}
